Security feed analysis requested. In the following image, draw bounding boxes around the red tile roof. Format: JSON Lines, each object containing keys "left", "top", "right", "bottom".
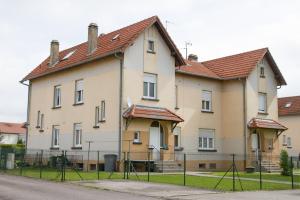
{"left": 278, "top": 96, "right": 300, "bottom": 116}
{"left": 0, "top": 122, "right": 26, "bottom": 134}
{"left": 22, "top": 16, "right": 185, "bottom": 82}
{"left": 248, "top": 118, "right": 287, "bottom": 130}
{"left": 177, "top": 48, "right": 286, "bottom": 86}
{"left": 123, "top": 105, "right": 184, "bottom": 122}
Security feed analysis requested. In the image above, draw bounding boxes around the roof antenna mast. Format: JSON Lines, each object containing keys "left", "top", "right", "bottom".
{"left": 165, "top": 20, "right": 173, "bottom": 31}
{"left": 184, "top": 41, "right": 192, "bottom": 59}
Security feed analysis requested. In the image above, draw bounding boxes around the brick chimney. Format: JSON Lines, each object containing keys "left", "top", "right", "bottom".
{"left": 88, "top": 23, "right": 98, "bottom": 54}
{"left": 188, "top": 54, "right": 198, "bottom": 62}
{"left": 49, "top": 40, "right": 59, "bottom": 66}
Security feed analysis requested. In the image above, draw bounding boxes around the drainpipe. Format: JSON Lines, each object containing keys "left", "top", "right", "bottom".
{"left": 114, "top": 52, "right": 124, "bottom": 161}
{"left": 20, "top": 80, "right": 31, "bottom": 150}
{"left": 242, "top": 79, "right": 247, "bottom": 168}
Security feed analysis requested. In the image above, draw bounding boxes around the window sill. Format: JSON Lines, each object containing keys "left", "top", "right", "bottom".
{"left": 73, "top": 102, "right": 84, "bottom": 106}
{"left": 161, "top": 147, "right": 169, "bottom": 150}
{"left": 175, "top": 147, "right": 184, "bottom": 151}
{"left": 39, "top": 129, "right": 44, "bottom": 133}
{"left": 99, "top": 120, "right": 106, "bottom": 123}
{"left": 258, "top": 112, "right": 268, "bottom": 115}
{"left": 201, "top": 110, "right": 214, "bottom": 114}
{"left": 175, "top": 107, "right": 180, "bottom": 110}
{"left": 52, "top": 106, "right": 61, "bottom": 109}
{"left": 287, "top": 146, "right": 292, "bottom": 149}
{"left": 93, "top": 125, "right": 99, "bottom": 129}
{"left": 133, "top": 141, "right": 142, "bottom": 145}
{"left": 198, "top": 149, "right": 217, "bottom": 152}
{"left": 50, "top": 147, "right": 59, "bottom": 150}
{"left": 147, "top": 50, "right": 156, "bottom": 54}
{"left": 142, "top": 97, "right": 159, "bottom": 102}
{"left": 71, "top": 147, "right": 82, "bottom": 150}
{"left": 260, "top": 75, "right": 266, "bottom": 78}
{"left": 35, "top": 126, "right": 41, "bottom": 129}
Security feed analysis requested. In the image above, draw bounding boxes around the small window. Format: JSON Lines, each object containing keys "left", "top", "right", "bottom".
{"left": 209, "top": 163, "right": 217, "bottom": 169}
{"left": 175, "top": 85, "right": 179, "bottom": 109}
{"left": 283, "top": 135, "right": 287, "bottom": 146}
{"left": 260, "top": 66, "right": 265, "bottom": 77}
{"left": 199, "top": 163, "right": 206, "bottom": 169}
{"left": 52, "top": 125, "right": 60, "bottom": 148}
{"left": 53, "top": 85, "right": 61, "bottom": 107}
{"left": 143, "top": 73, "right": 157, "bottom": 99}
{"left": 287, "top": 137, "right": 292, "bottom": 147}
{"left": 75, "top": 80, "right": 83, "bottom": 104}
{"left": 173, "top": 127, "right": 181, "bottom": 148}
{"left": 147, "top": 40, "right": 155, "bottom": 52}
{"left": 100, "top": 100, "right": 106, "bottom": 122}
{"left": 36, "top": 111, "right": 41, "bottom": 128}
{"left": 199, "top": 129, "right": 215, "bottom": 150}
{"left": 74, "top": 123, "right": 82, "bottom": 147}
{"left": 133, "top": 131, "right": 141, "bottom": 143}
{"left": 40, "top": 114, "right": 44, "bottom": 130}
{"left": 258, "top": 93, "right": 267, "bottom": 113}
{"left": 94, "top": 106, "right": 100, "bottom": 127}
{"left": 202, "top": 90, "right": 212, "bottom": 112}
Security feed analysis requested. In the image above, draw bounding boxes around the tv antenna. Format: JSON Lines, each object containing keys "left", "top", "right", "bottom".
{"left": 184, "top": 41, "right": 192, "bottom": 59}
{"left": 165, "top": 20, "right": 174, "bottom": 31}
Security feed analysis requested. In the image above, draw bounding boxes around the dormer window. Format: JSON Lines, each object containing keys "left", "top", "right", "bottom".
{"left": 147, "top": 40, "right": 155, "bottom": 53}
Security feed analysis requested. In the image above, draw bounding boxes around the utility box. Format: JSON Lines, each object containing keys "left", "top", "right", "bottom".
{"left": 6, "top": 153, "right": 15, "bottom": 169}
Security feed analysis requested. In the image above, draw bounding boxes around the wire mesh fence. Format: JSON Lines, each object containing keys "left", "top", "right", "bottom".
{"left": 0, "top": 147, "right": 299, "bottom": 191}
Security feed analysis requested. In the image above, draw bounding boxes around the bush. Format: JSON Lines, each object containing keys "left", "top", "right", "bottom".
{"left": 280, "top": 150, "right": 290, "bottom": 176}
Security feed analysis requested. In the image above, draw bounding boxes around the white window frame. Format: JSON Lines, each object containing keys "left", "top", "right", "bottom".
{"left": 199, "top": 129, "right": 215, "bottom": 150}
{"left": 53, "top": 85, "right": 61, "bottom": 107}
{"left": 175, "top": 85, "right": 179, "bottom": 109}
{"left": 202, "top": 90, "right": 212, "bottom": 112}
{"left": 36, "top": 110, "right": 41, "bottom": 128}
{"left": 52, "top": 125, "right": 60, "bottom": 148}
{"left": 74, "top": 123, "right": 82, "bottom": 147}
{"left": 260, "top": 66, "right": 265, "bottom": 77}
{"left": 100, "top": 100, "right": 106, "bottom": 122}
{"left": 258, "top": 93, "right": 267, "bottom": 113}
{"left": 40, "top": 114, "right": 44, "bottom": 130}
{"left": 173, "top": 127, "right": 181, "bottom": 148}
{"left": 133, "top": 131, "right": 141, "bottom": 143}
{"left": 94, "top": 106, "right": 100, "bottom": 126}
{"left": 143, "top": 73, "right": 157, "bottom": 99}
{"left": 147, "top": 40, "right": 155, "bottom": 52}
{"left": 287, "top": 137, "right": 292, "bottom": 148}
{"left": 283, "top": 135, "right": 287, "bottom": 146}
{"left": 75, "top": 80, "right": 83, "bottom": 104}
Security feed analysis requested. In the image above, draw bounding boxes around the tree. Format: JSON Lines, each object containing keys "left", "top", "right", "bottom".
{"left": 280, "top": 150, "right": 290, "bottom": 176}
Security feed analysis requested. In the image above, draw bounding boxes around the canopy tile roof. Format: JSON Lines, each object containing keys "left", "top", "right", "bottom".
{"left": 0, "top": 122, "right": 26, "bottom": 134}
{"left": 278, "top": 96, "right": 300, "bottom": 116}
{"left": 123, "top": 105, "right": 183, "bottom": 122}
{"left": 248, "top": 118, "right": 287, "bottom": 130}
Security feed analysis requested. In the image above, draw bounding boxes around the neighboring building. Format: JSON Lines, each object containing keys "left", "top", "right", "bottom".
{"left": 21, "top": 16, "right": 287, "bottom": 170}
{"left": 278, "top": 96, "right": 300, "bottom": 157}
{"left": 0, "top": 122, "right": 26, "bottom": 144}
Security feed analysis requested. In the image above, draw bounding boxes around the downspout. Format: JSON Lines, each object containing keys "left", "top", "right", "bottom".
{"left": 114, "top": 52, "right": 124, "bottom": 161}
{"left": 20, "top": 80, "right": 31, "bottom": 150}
{"left": 242, "top": 79, "right": 247, "bottom": 168}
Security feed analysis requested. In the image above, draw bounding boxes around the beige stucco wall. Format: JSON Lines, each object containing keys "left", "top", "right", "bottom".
{"left": 279, "top": 115, "right": 300, "bottom": 156}
{"left": 27, "top": 56, "right": 121, "bottom": 151}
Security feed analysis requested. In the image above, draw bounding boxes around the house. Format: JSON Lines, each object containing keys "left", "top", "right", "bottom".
{"left": 21, "top": 16, "right": 287, "bottom": 171}
{"left": 0, "top": 122, "right": 26, "bottom": 144}
{"left": 278, "top": 96, "right": 300, "bottom": 157}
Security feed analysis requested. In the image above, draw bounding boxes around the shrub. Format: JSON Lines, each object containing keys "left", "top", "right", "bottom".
{"left": 280, "top": 150, "right": 290, "bottom": 176}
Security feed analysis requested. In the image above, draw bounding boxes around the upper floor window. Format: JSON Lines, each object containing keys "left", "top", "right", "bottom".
{"left": 100, "top": 100, "right": 106, "bottom": 122}
{"left": 52, "top": 125, "right": 60, "bottom": 148}
{"left": 147, "top": 40, "right": 155, "bottom": 53}
{"left": 260, "top": 66, "right": 265, "bottom": 78}
{"left": 199, "top": 129, "right": 215, "bottom": 150}
{"left": 287, "top": 137, "right": 292, "bottom": 148}
{"left": 36, "top": 110, "right": 41, "bottom": 128}
{"left": 202, "top": 90, "right": 212, "bottom": 112}
{"left": 73, "top": 123, "right": 82, "bottom": 147}
{"left": 53, "top": 85, "right": 61, "bottom": 107}
{"left": 175, "top": 85, "right": 179, "bottom": 109}
{"left": 258, "top": 93, "right": 267, "bottom": 113}
{"left": 143, "top": 73, "right": 157, "bottom": 99}
{"left": 75, "top": 80, "right": 83, "bottom": 104}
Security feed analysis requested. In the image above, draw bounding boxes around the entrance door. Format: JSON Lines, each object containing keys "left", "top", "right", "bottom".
{"left": 149, "top": 126, "right": 160, "bottom": 160}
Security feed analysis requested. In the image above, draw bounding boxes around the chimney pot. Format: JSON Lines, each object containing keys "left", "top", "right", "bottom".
{"left": 88, "top": 23, "right": 98, "bottom": 54}
{"left": 49, "top": 40, "right": 59, "bottom": 66}
{"left": 188, "top": 54, "right": 198, "bottom": 62}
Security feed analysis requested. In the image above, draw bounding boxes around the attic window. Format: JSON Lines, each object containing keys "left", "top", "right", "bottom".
{"left": 112, "top": 34, "right": 120, "bottom": 41}
{"left": 285, "top": 102, "right": 292, "bottom": 108}
{"left": 62, "top": 50, "right": 76, "bottom": 60}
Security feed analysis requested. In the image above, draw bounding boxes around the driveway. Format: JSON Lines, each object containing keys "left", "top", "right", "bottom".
{"left": 0, "top": 174, "right": 156, "bottom": 200}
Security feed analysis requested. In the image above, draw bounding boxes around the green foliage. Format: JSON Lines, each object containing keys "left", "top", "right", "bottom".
{"left": 280, "top": 150, "right": 290, "bottom": 176}
{"left": 17, "top": 139, "right": 24, "bottom": 145}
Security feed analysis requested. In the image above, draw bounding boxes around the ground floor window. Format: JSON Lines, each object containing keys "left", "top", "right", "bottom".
{"left": 173, "top": 127, "right": 181, "bottom": 148}
{"left": 199, "top": 129, "right": 215, "bottom": 150}
{"left": 52, "top": 125, "right": 59, "bottom": 148}
{"left": 74, "top": 123, "right": 82, "bottom": 147}
{"left": 133, "top": 131, "right": 141, "bottom": 143}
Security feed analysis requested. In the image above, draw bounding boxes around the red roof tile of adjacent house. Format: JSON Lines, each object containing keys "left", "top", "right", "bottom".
{"left": 248, "top": 118, "right": 287, "bottom": 130}
{"left": 123, "top": 105, "right": 184, "bottom": 122}
{"left": 0, "top": 122, "right": 26, "bottom": 134}
{"left": 22, "top": 16, "right": 185, "bottom": 82}
{"left": 278, "top": 96, "right": 300, "bottom": 116}
{"left": 177, "top": 48, "right": 286, "bottom": 86}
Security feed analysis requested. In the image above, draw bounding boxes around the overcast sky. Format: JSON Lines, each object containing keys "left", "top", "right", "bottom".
{"left": 0, "top": 0, "right": 299, "bottom": 122}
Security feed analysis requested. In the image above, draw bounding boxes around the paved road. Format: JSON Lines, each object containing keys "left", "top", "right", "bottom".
{"left": 0, "top": 174, "right": 156, "bottom": 200}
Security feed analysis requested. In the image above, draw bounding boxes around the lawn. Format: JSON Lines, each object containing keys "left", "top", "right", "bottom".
{"left": 2, "top": 167, "right": 299, "bottom": 191}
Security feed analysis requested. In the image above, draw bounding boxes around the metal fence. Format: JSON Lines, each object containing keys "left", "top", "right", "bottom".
{"left": 0, "top": 148, "right": 299, "bottom": 191}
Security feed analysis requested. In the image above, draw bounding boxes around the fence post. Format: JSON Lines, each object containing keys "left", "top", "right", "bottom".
{"left": 61, "top": 150, "right": 64, "bottom": 182}
{"left": 291, "top": 157, "right": 294, "bottom": 189}
{"left": 39, "top": 150, "right": 43, "bottom": 179}
{"left": 127, "top": 152, "right": 130, "bottom": 179}
{"left": 97, "top": 151, "right": 100, "bottom": 180}
{"left": 20, "top": 149, "right": 24, "bottom": 176}
{"left": 147, "top": 151, "right": 150, "bottom": 182}
{"left": 259, "top": 151, "right": 262, "bottom": 190}
{"left": 123, "top": 152, "right": 126, "bottom": 179}
{"left": 232, "top": 154, "right": 235, "bottom": 191}
{"left": 183, "top": 153, "right": 186, "bottom": 186}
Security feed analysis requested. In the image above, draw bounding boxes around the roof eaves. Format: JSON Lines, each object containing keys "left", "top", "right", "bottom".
{"left": 175, "top": 70, "right": 222, "bottom": 80}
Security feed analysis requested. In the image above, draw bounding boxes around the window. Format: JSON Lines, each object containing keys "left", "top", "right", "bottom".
{"left": 260, "top": 66, "right": 265, "bottom": 77}
{"left": 74, "top": 123, "right": 82, "bottom": 147}
{"left": 75, "top": 80, "right": 83, "bottom": 104}
{"left": 283, "top": 135, "right": 287, "bottom": 146}
{"left": 199, "top": 129, "right": 215, "bottom": 150}
{"left": 40, "top": 114, "right": 44, "bottom": 130}
{"left": 287, "top": 137, "right": 292, "bottom": 147}
{"left": 173, "top": 127, "right": 181, "bottom": 148}
{"left": 175, "top": 85, "right": 179, "bottom": 109}
{"left": 143, "top": 73, "right": 157, "bottom": 99}
{"left": 133, "top": 131, "right": 141, "bottom": 143}
{"left": 53, "top": 85, "right": 61, "bottom": 107}
{"left": 202, "top": 90, "right": 212, "bottom": 111}
{"left": 147, "top": 40, "right": 155, "bottom": 52}
{"left": 100, "top": 100, "right": 106, "bottom": 121}
{"left": 258, "top": 93, "right": 267, "bottom": 113}
{"left": 52, "top": 126, "right": 60, "bottom": 148}
{"left": 36, "top": 111, "right": 41, "bottom": 128}
{"left": 94, "top": 106, "right": 99, "bottom": 127}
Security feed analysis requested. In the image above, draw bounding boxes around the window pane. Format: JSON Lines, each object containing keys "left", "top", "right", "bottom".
{"left": 203, "top": 138, "right": 208, "bottom": 148}
{"left": 199, "top": 137, "right": 202, "bottom": 148}
{"left": 174, "top": 135, "right": 179, "bottom": 147}
{"left": 209, "top": 138, "right": 213, "bottom": 149}
{"left": 149, "top": 83, "right": 155, "bottom": 97}
{"left": 143, "top": 82, "right": 148, "bottom": 97}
